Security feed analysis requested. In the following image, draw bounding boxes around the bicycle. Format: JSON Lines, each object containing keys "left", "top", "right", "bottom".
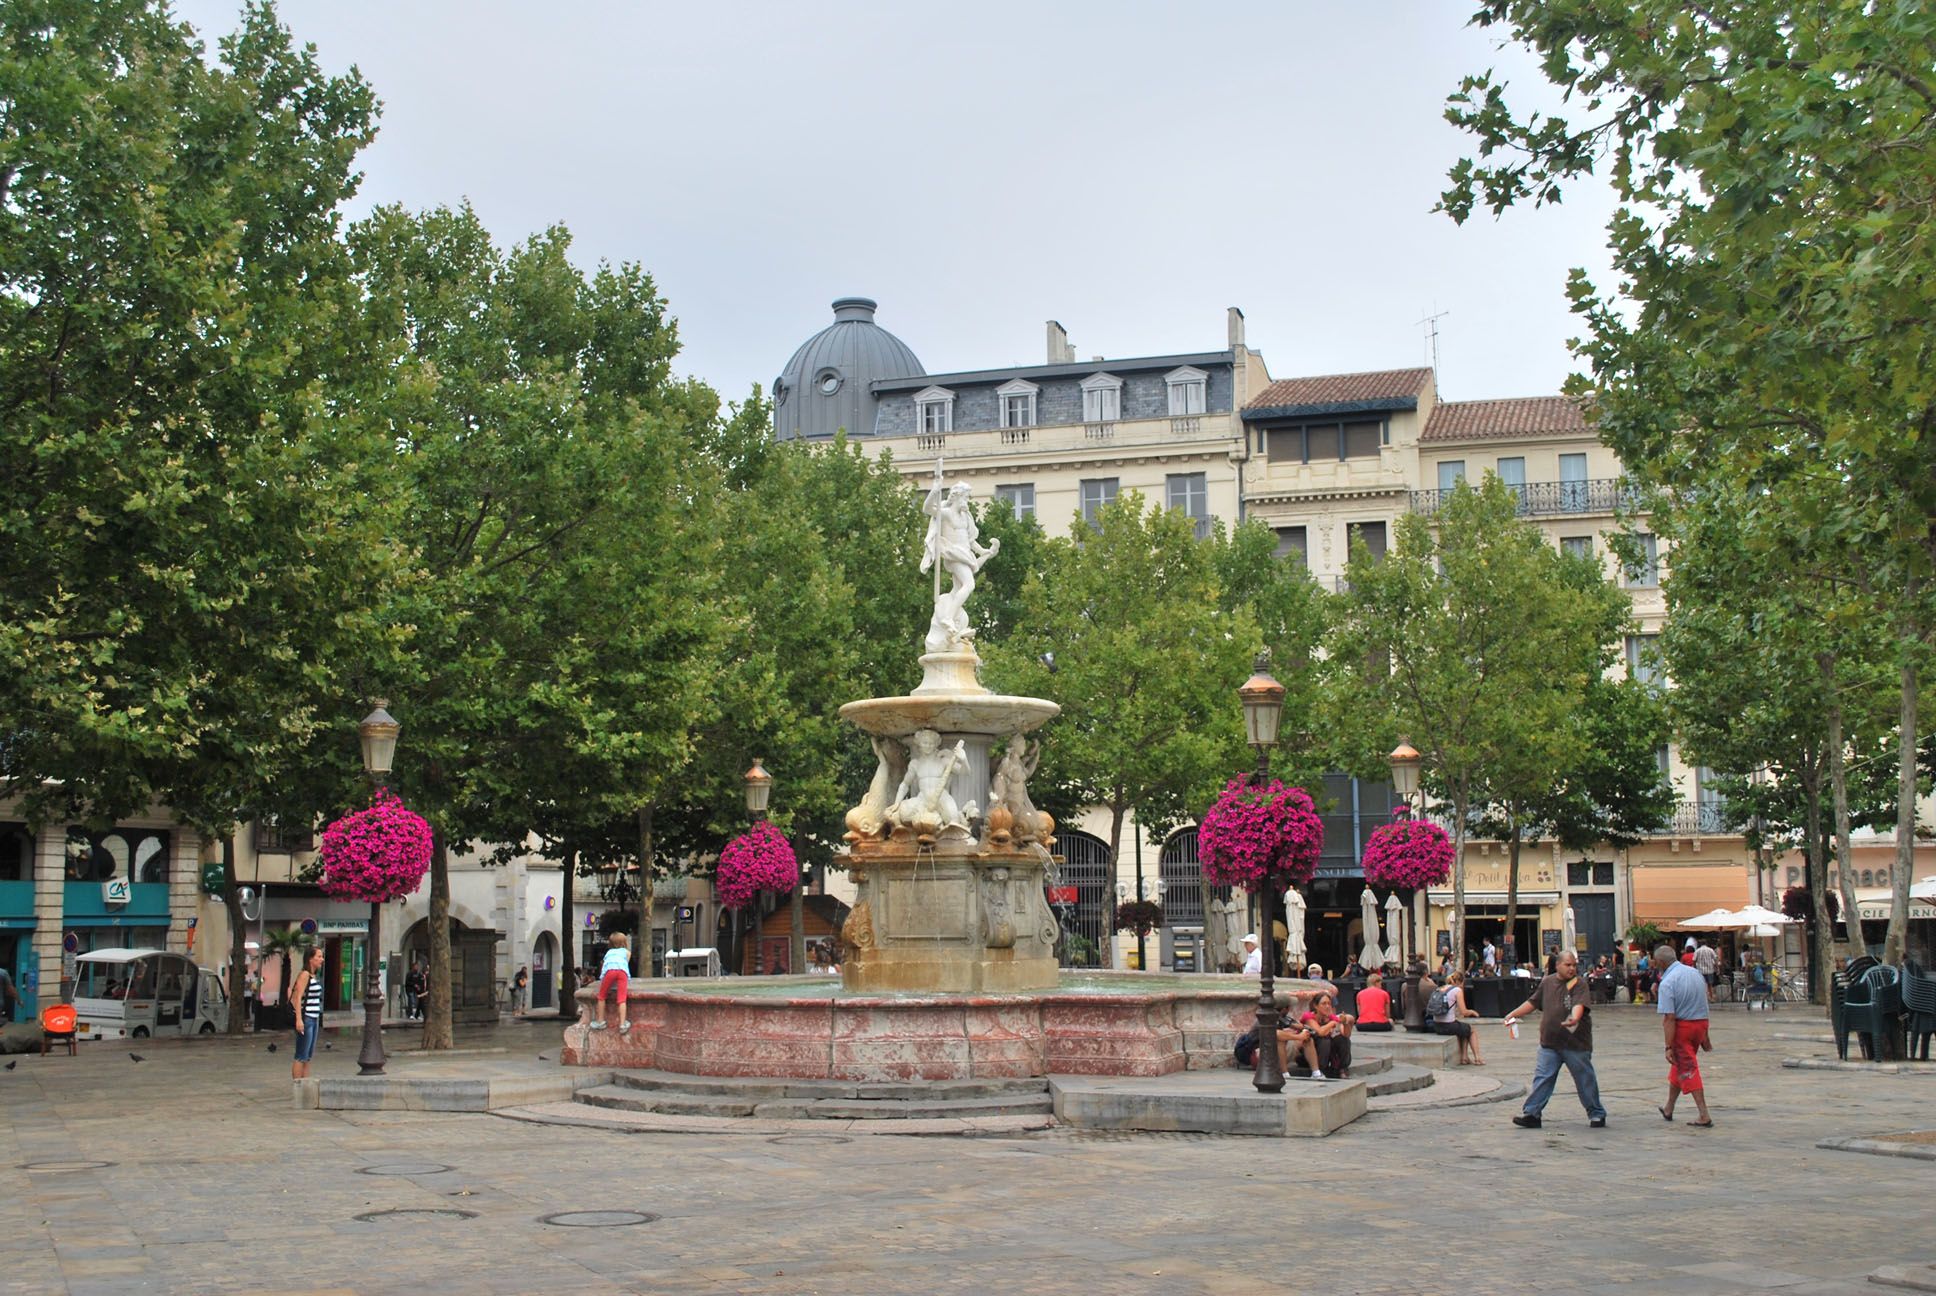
{"left": 1773, "top": 967, "right": 1809, "bottom": 1003}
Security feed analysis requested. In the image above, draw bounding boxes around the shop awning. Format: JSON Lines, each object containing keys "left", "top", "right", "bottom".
{"left": 1855, "top": 899, "right": 1936, "bottom": 922}
{"left": 1630, "top": 865, "right": 1748, "bottom": 925}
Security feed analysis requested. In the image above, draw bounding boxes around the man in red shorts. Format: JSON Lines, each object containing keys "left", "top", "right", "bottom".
{"left": 1652, "top": 943, "right": 1713, "bottom": 1126}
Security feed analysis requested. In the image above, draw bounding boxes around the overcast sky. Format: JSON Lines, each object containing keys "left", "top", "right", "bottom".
{"left": 174, "top": 1, "right": 1619, "bottom": 407}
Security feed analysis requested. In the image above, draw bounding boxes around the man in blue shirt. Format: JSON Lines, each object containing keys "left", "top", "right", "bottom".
{"left": 1652, "top": 943, "right": 1713, "bottom": 1126}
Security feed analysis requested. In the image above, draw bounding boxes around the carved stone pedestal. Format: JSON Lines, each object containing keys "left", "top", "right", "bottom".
{"left": 841, "top": 849, "right": 1060, "bottom": 994}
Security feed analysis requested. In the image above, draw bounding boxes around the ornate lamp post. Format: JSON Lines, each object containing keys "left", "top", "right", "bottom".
{"left": 744, "top": 759, "right": 773, "bottom": 821}
{"left": 1388, "top": 737, "right": 1426, "bottom": 1029}
{"left": 1238, "top": 653, "right": 1287, "bottom": 1093}
{"left": 354, "top": 703, "right": 400, "bottom": 1076}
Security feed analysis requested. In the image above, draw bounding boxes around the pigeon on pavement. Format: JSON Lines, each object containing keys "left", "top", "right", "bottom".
{"left": 266, "top": 1043, "right": 277, "bottom": 1052}
{"left": 128, "top": 1053, "right": 146, "bottom": 1063}
{"left": 5, "top": 1059, "right": 16, "bottom": 1070}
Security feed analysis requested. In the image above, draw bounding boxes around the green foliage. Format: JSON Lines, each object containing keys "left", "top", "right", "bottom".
{"left": 1442, "top": 0, "right": 1936, "bottom": 966}
{"left": 0, "top": 0, "right": 398, "bottom": 835}
{"left": 1329, "top": 477, "right": 1614, "bottom": 956}
{"left": 1623, "top": 922, "right": 1665, "bottom": 952}
{"left": 983, "top": 492, "right": 1263, "bottom": 882}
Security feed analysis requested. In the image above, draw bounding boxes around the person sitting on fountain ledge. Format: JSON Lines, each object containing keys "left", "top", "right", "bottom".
{"left": 1355, "top": 970, "right": 1394, "bottom": 1032}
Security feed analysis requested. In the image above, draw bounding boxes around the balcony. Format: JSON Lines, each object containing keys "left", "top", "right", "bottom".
{"left": 1649, "top": 802, "right": 1734, "bottom": 837}
{"left": 1409, "top": 477, "right": 1638, "bottom": 519}
{"left": 876, "top": 413, "right": 1232, "bottom": 462}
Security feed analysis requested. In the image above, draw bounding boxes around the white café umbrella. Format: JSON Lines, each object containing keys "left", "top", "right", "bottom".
{"left": 1677, "top": 907, "right": 1738, "bottom": 930}
{"left": 1284, "top": 886, "right": 1308, "bottom": 970}
{"left": 1710, "top": 904, "right": 1796, "bottom": 928}
{"left": 1747, "top": 923, "right": 1783, "bottom": 938}
{"left": 1911, "top": 876, "right": 1936, "bottom": 901}
{"left": 1562, "top": 904, "right": 1578, "bottom": 955}
{"left": 1384, "top": 891, "right": 1405, "bottom": 967}
{"left": 1358, "top": 887, "right": 1384, "bottom": 969}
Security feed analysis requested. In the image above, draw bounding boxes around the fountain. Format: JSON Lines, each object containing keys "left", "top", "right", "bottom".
{"left": 835, "top": 467, "right": 1062, "bottom": 993}
{"left": 559, "top": 463, "right": 1308, "bottom": 1081}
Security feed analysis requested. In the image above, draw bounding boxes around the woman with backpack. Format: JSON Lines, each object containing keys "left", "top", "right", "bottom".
{"left": 1428, "top": 970, "right": 1485, "bottom": 1066}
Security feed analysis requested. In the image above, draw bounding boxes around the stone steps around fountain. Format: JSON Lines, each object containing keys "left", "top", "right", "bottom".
{"left": 577, "top": 1069, "right": 1055, "bottom": 1121}
{"left": 607, "top": 1069, "right": 1050, "bottom": 1102}
{"left": 1354, "top": 1032, "right": 1459, "bottom": 1068}
{"left": 576, "top": 1082, "right": 1053, "bottom": 1122}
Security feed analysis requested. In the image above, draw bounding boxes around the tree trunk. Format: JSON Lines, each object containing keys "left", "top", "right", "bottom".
{"left": 222, "top": 831, "right": 249, "bottom": 1035}
{"left": 1503, "top": 810, "right": 1522, "bottom": 954}
{"left": 1103, "top": 803, "right": 1127, "bottom": 970}
{"left": 422, "top": 833, "right": 454, "bottom": 1050}
{"left": 1822, "top": 654, "right": 1863, "bottom": 958}
{"left": 1885, "top": 643, "right": 1918, "bottom": 966}
{"left": 637, "top": 806, "right": 655, "bottom": 978}
{"left": 1450, "top": 778, "right": 1469, "bottom": 974}
{"left": 557, "top": 845, "right": 576, "bottom": 1019}
{"left": 1801, "top": 763, "right": 1833, "bottom": 1006}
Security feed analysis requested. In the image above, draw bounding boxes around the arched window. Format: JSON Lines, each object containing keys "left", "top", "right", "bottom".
{"left": 1054, "top": 831, "right": 1113, "bottom": 968}
{"left": 1157, "top": 828, "right": 1229, "bottom": 926}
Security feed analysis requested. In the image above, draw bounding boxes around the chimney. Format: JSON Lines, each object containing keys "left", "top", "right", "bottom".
{"left": 1228, "top": 306, "right": 1246, "bottom": 348}
{"left": 1046, "top": 320, "right": 1073, "bottom": 365}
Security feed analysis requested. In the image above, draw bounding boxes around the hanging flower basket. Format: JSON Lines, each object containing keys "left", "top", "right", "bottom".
{"left": 716, "top": 821, "right": 798, "bottom": 912}
{"left": 1113, "top": 899, "right": 1164, "bottom": 937}
{"left": 318, "top": 791, "right": 432, "bottom": 904}
{"left": 1360, "top": 810, "right": 1453, "bottom": 891}
{"left": 1198, "top": 777, "right": 1324, "bottom": 893}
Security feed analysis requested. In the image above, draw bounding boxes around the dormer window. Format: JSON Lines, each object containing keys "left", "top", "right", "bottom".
{"left": 996, "top": 378, "right": 1038, "bottom": 428}
{"left": 913, "top": 386, "right": 954, "bottom": 437}
{"left": 1165, "top": 366, "right": 1207, "bottom": 416}
{"left": 1081, "top": 372, "right": 1122, "bottom": 424}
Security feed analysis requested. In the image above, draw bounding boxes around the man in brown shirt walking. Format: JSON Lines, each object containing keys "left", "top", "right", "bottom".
{"left": 1503, "top": 950, "right": 1607, "bottom": 1129}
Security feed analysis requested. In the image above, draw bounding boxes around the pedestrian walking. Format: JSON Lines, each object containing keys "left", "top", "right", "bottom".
{"left": 1504, "top": 950, "right": 1606, "bottom": 1129}
{"left": 404, "top": 960, "right": 427, "bottom": 1020}
{"left": 1652, "top": 943, "right": 1714, "bottom": 1126}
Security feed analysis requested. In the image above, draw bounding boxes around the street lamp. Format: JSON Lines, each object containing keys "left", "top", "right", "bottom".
{"left": 1389, "top": 738, "right": 1426, "bottom": 1028}
{"left": 1238, "top": 651, "right": 1287, "bottom": 1093}
{"left": 744, "top": 759, "right": 772, "bottom": 820}
{"left": 354, "top": 702, "right": 399, "bottom": 1075}
{"left": 1387, "top": 739, "right": 1422, "bottom": 809}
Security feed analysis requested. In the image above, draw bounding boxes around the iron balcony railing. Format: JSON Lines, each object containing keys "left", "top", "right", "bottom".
{"left": 1423, "top": 801, "right": 1734, "bottom": 840}
{"left": 1409, "top": 477, "right": 1639, "bottom": 519}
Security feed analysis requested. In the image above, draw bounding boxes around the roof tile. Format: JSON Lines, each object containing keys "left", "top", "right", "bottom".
{"left": 1420, "top": 395, "right": 1590, "bottom": 442}
{"left": 1245, "top": 367, "right": 1433, "bottom": 414}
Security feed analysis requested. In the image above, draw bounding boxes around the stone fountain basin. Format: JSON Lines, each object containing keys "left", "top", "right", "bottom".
{"left": 838, "top": 693, "right": 1058, "bottom": 738}
{"left": 561, "top": 972, "right": 1328, "bottom": 1081}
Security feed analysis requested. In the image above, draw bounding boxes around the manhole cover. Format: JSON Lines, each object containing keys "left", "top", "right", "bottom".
{"left": 767, "top": 1134, "right": 852, "bottom": 1146}
{"left": 355, "top": 1162, "right": 452, "bottom": 1176}
{"left": 18, "top": 1160, "right": 115, "bottom": 1173}
{"left": 539, "top": 1210, "right": 659, "bottom": 1228}
{"left": 353, "top": 1208, "right": 478, "bottom": 1223}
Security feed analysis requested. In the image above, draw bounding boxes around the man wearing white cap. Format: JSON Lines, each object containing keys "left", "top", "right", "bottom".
{"left": 1241, "top": 933, "right": 1262, "bottom": 976}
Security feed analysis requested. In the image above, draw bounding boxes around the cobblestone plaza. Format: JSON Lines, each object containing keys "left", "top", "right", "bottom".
{"left": 2, "top": 1005, "right": 1932, "bottom": 1296}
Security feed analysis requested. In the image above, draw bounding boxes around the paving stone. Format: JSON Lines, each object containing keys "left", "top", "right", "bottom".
{"left": 3, "top": 1007, "right": 1935, "bottom": 1294}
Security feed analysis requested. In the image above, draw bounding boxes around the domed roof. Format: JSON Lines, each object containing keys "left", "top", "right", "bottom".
{"left": 774, "top": 297, "right": 924, "bottom": 440}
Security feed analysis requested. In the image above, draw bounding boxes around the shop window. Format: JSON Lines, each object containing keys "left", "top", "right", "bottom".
{"left": 66, "top": 827, "right": 171, "bottom": 883}
{"left": 0, "top": 822, "right": 30, "bottom": 881}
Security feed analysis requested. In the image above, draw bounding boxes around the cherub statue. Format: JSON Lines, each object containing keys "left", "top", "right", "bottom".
{"left": 887, "top": 729, "right": 974, "bottom": 842}
{"left": 844, "top": 735, "right": 907, "bottom": 843}
{"left": 994, "top": 735, "right": 1053, "bottom": 847}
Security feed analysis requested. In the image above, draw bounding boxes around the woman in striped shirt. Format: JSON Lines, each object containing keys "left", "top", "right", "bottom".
{"left": 291, "top": 945, "right": 326, "bottom": 1080}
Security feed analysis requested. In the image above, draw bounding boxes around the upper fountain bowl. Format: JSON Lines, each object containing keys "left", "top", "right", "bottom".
{"left": 838, "top": 693, "right": 1058, "bottom": 739}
